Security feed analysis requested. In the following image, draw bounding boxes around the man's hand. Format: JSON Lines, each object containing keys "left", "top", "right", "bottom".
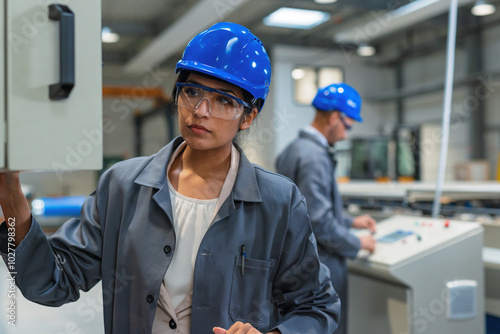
{"left": 352, "top": 214, "right": 377, "bottom": 233}
{"left": 359, "top": 235, "right": 376, "bottom": 253}
{"left": 213, "top": 322, "right": 280, "bottom": 334}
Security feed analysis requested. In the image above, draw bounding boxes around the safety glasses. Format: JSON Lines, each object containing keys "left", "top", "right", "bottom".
{"left": 339, "top": 114, "right": 352, "bottom": 131}
{"left": 175, "top": 83, "right": 251, "bottom": 120}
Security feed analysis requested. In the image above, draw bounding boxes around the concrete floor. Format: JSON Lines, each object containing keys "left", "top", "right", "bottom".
{"left": 0, "top": 263, "right": 105, "bottom": 333}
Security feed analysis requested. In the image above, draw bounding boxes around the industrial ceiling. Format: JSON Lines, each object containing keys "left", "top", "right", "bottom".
{"left": 101, "top": 0, "right": 500, "bottom": 74}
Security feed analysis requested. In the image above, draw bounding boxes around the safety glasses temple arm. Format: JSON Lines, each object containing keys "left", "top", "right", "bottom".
{"left": 175, "top": 82, "right": 252, "bottom": 109}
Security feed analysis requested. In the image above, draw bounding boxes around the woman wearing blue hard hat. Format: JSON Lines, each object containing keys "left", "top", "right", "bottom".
{"left": 0, "top": 23, "right": 339, "bottom": 334}
{"left": 277, "top": 83, "right": 377, "bottom": 334}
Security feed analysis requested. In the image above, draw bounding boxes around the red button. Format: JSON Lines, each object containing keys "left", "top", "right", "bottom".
{"left": 444, "top": 220, "right": 450, "bottom": 228}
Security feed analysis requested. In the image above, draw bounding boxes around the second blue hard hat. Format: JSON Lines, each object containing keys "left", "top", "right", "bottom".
{"left": 176, "top": 22, "right": 271, "bottom": 111}
{"left": 312, "top": 83, "right": 363, "bottom": 122}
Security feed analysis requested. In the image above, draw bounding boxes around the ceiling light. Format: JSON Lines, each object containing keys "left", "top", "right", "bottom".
{"left": 471, "top": 0, "right": 496, "bottom": 16}
{"left": 102, "top": 26, "right": 120, "bottom": 43}
{"left": 357, "top": 43, "right": 376, "bottom": 57}
{"left": 292, "top": 69, "right": 306, "bottom": 80}
{"left": 263, "top": 7, "right": 331, "bottom": 29}
{"left": 314, "top": 0, "right": 338, "bottom": 4}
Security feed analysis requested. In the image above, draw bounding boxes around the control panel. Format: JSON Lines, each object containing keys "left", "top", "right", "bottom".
{"left": 355, "top": 215, "right": 481, "bottom": 270}
{"left": 349, "top": 214, "right": 483, "bottom": 334}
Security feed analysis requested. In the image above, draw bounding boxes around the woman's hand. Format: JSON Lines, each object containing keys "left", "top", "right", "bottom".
{"left": 213, "top": 322, "right": 280, "bottom": 334}
{"left": 0, "top": 171, "right": 32, "bottom": 247}
{"left": 0, "top": 172, "right": 22, "bottom": 205}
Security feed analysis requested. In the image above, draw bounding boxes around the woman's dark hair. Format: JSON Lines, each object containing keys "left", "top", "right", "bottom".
{"left": 172, "top": 70, "right": 263, "bottom": 115}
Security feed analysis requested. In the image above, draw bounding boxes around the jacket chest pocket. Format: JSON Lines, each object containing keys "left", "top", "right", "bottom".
{"left": 229, "top": 256, "right": 276, "bottom": 327}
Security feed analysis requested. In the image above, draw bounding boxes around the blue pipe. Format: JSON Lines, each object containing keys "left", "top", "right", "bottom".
{"left": 31, "top": 196, "right": 86, "bottom": 217}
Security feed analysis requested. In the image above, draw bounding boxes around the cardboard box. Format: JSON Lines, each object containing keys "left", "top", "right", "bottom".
{"left": 455, "top": 160, "right": 491, "bottom": 181}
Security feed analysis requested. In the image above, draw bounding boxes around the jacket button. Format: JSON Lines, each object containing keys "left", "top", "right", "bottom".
{"left": 169, "top": 319, "right": 177, "bottom": 329}
{"left": 164, "top": 245, "right": 172, "bottom": 255}
{"left": 146, "top": 295, "right": 154, "bottom": 303}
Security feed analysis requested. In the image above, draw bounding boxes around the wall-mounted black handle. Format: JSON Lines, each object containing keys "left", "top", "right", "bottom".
{"left": 49, "top": 4, "right": 75, "bottom": 100}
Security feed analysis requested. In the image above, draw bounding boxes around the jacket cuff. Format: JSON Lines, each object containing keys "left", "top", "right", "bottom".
{"left": 0, "top": 215, "right": 40, "bottom": 257}
{"left": 274, "top": 316, "right": 336, "bottom": 334}
{"left": 343, "top": 213, "right": 355, "bottom": 227}
{"left": 13, "top": 215, "right": 40, "bottom": 256}
{"left": 0, "top": 221, "right": 7, "bottom": 254}
{"left": 344, "top": 232, "right": 362, "bottom": 258}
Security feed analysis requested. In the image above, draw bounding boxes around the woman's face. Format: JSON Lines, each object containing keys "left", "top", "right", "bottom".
{"left": 176, "top": 73, "right": 257, "bottom": 152}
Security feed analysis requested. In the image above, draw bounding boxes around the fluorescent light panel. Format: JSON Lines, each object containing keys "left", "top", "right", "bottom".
{"left": 471, "top": 0, "right": 496, "bottom": 16}
{"left": 263, "top": 7, "right": 331, "bottom": 29}
{"left": 357, "top": 44, "right": 376, "bottom": 57}
{"left": 102, "top": 27, "right": 120, "bottom": 43}
{"left": 314, "top": 0, "right": 338, "bottom": 3}
{"left": 292, "top": 69, "right": 306, "bottom": 80}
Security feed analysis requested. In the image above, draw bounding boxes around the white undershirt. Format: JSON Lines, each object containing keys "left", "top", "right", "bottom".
{"left": 165, "top": 180, "right": 217, "bottom": 309}
{"left": 162, "top": 142, "right": 240, "bottom": 311}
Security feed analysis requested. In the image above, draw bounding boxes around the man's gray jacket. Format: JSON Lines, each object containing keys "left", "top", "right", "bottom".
{"left": 276, "top": 130, "right": 361, "bottom": 333}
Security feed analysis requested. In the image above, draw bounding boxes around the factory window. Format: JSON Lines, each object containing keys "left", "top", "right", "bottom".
{"left": 292, "top": 66, "right": 343, "bottom": 105}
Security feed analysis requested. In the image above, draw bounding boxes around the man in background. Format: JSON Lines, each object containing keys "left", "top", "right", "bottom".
{"left": 276, "top": 83, "right": 377, "bottom": 334}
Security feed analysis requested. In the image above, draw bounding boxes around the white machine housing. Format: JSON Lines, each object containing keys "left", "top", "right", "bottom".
{"left": 348, "top": 215, "right": 484, "bottom": 334}
{"left": 1, "top": 0, "right": 102, "bottom": 171}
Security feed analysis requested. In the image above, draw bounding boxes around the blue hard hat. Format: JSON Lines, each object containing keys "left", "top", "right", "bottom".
{"left": 312, "top": 83, "right": 363, "bottom": 122}
{"left": 176, "top": 22, "right": 271, "bottom": 110}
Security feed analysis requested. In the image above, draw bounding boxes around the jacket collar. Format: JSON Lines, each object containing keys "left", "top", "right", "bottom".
{"left": 299, "top": 129, "right": 328, "bottom": 149}
{"left": 299, "top": 130, "right": 337, "bottom": 166}
{"left": 134, "top": 136, "right": 183, "bottom": 189}
{"left": 134, "top": 136, "right": 262, "bottom": 203}
{"left": 232, "top": 143, "right": 262, "bottom": 203}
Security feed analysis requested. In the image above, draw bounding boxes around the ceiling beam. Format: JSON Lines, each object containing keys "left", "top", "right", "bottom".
{"left": 124, "top": 0, "right": 250, "bottom": 74}
{"left": 333, "top": 0, "right": 476, "bottom": 44}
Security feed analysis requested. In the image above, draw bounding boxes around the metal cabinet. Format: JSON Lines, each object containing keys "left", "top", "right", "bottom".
{"left": 0, "top": 0, "right": 5, "bottom": 169}
{"left": 1, "top": 0, "right": 102, "bottom": 171}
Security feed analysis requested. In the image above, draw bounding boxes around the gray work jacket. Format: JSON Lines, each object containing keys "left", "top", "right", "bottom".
{"left": 1, "top": 137, "right": 339, "bottom": 334}
{"left": 276, "top": 130, "right": 361, "bottom": 279}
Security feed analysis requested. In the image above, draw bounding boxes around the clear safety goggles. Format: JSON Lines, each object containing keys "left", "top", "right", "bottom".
{"left": 175, "top": 83, "right": 251, "bottom": 120}
{"left": 339, "top": 114, "right": 352, "bottom": 131}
